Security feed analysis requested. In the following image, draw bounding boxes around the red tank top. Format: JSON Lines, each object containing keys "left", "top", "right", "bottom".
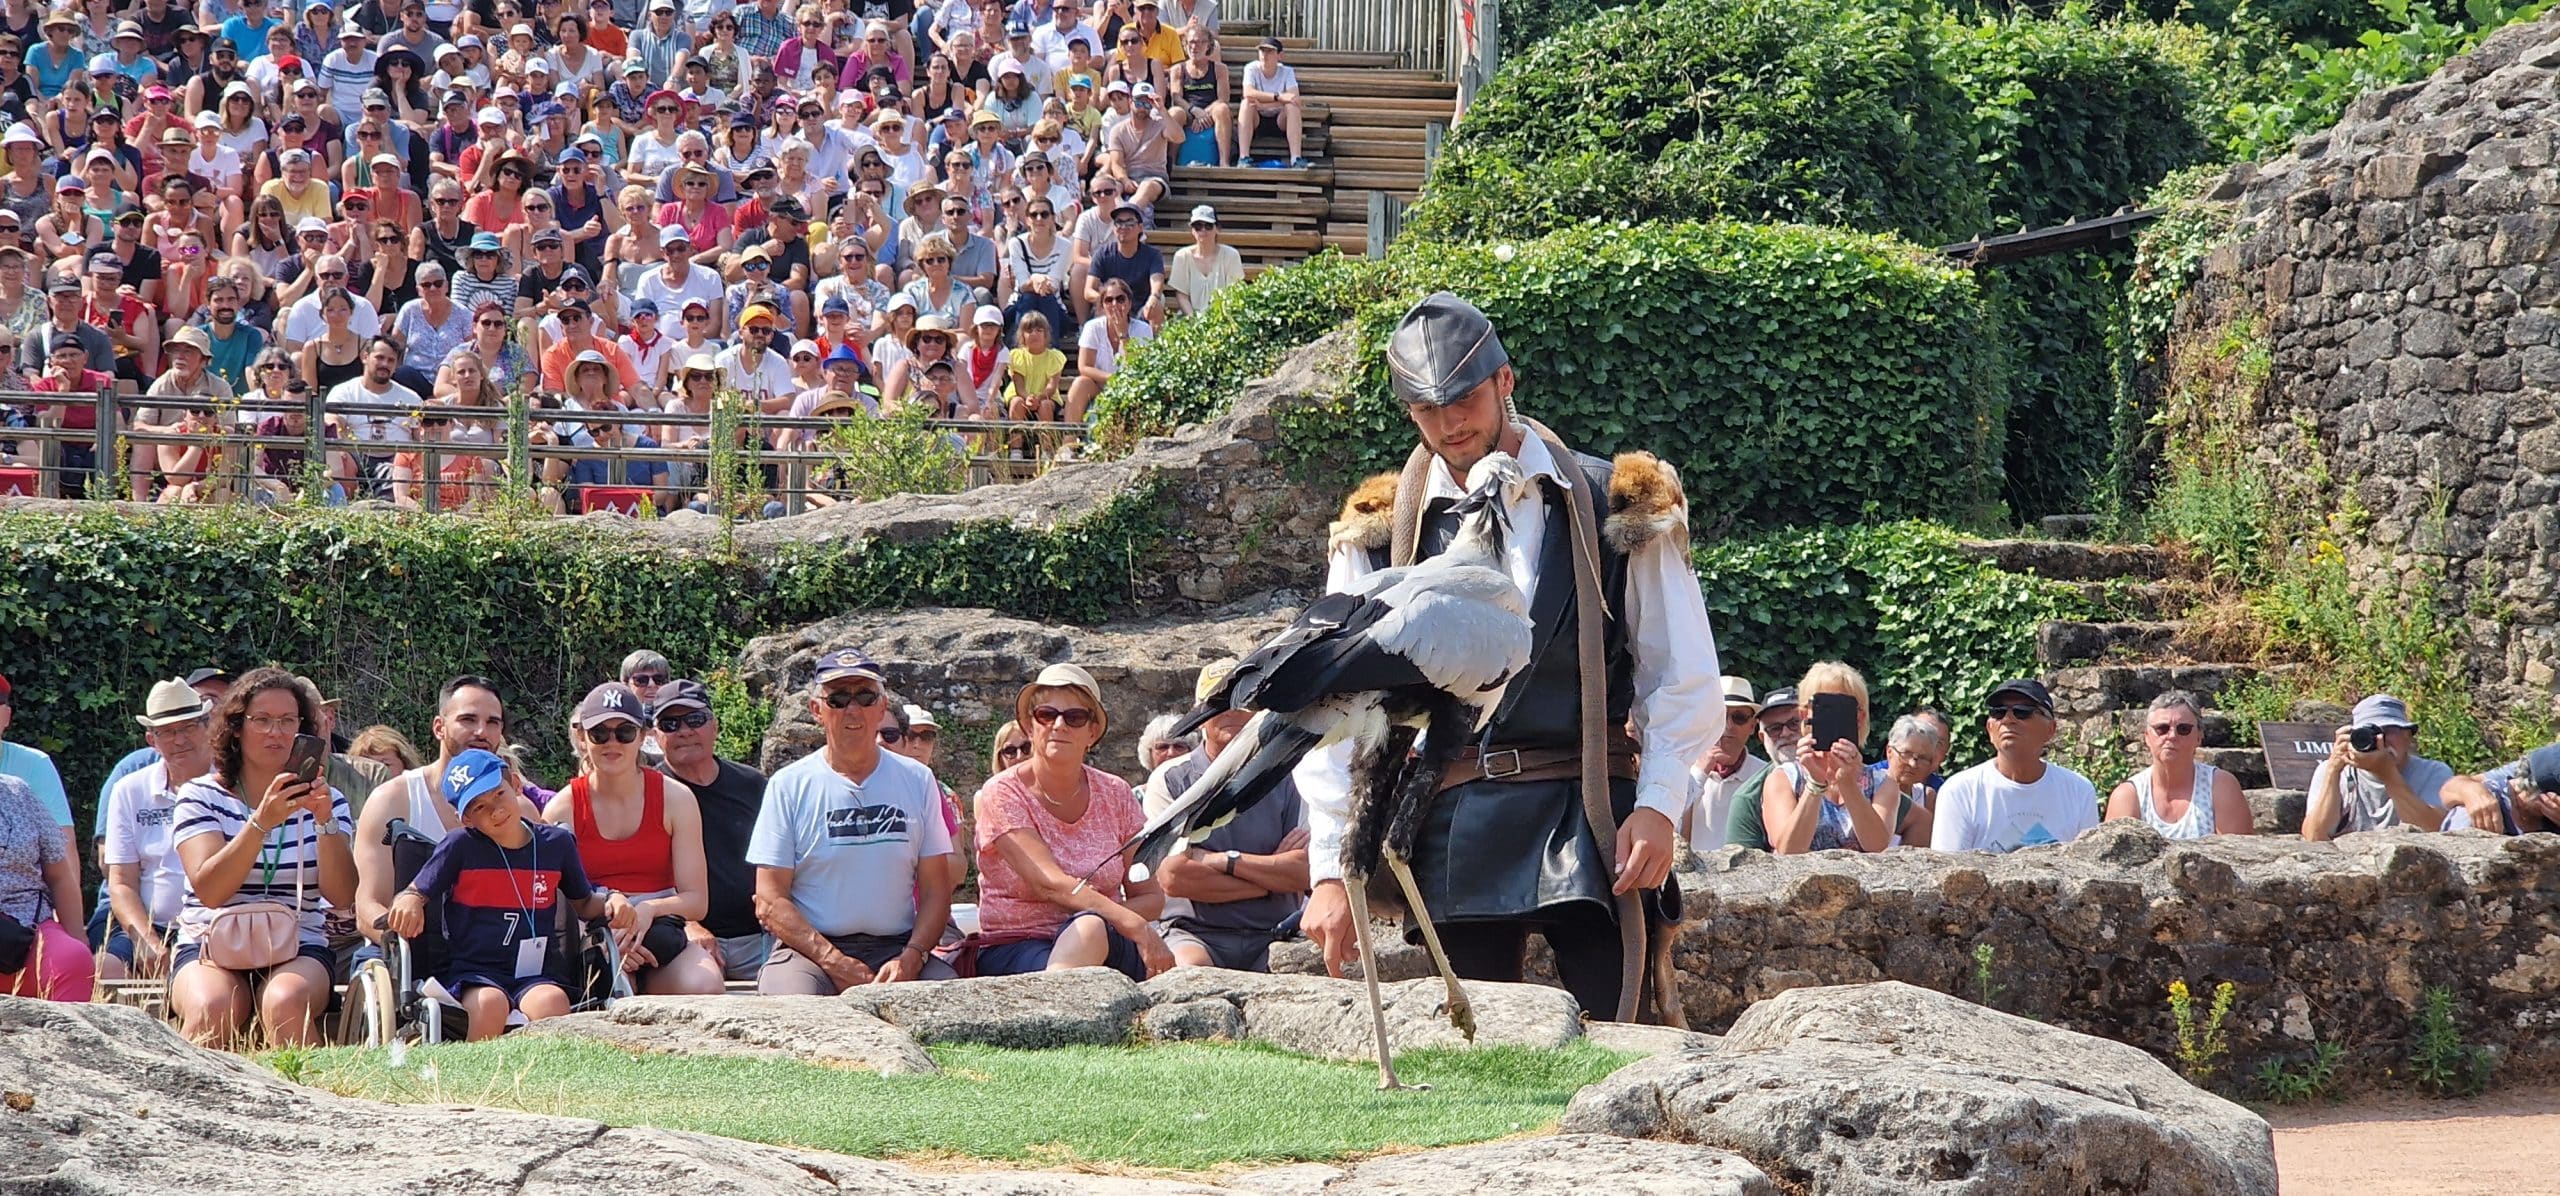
{"left": 568, "top": 772, "right": 676, "bottom": 894}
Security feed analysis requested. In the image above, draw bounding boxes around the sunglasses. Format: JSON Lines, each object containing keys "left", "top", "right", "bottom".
{"left": 918, "top": 255, "right": 950, "bottom": 265}
{"left": 2149, "top": 721, "right": 2198, "bottom": 737}
{"left": 743, "top": 259, "right": 769, "bottom": 270}
{"left": 822, "top": 687, "right": 886, "bottom": 709}
{"left": 1031, "top": 704, "right": 1095, "bottom": 728}
{"left": 1986, "top": 703, "right": 2046, "bottom": 723}
{"left": 584, "top": 722, "right": 642, "bottom": 744}
{"left": 878, "top": 727, "right": 906, "bottom": 745}
{"left": 1726, "top": 709, "right": 1757, "bottom": 728}
{"left": 651, "top": 105, "right": 677, "bottom": 114}
{"left": 657, "top": 709, "right": 712, "bottom": 732}
{"left": 997, "top": 742, "right": 1031, "bottom": 761}
{"left": 477, "top": 317, "right": 507, "bottom": 327}
{"left": 1101, "top": 293, "right": 1130, "bottom": 304}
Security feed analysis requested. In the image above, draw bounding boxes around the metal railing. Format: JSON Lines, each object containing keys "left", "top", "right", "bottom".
{"left": 0, "top": 389, "right": 1086, "bottom": 517}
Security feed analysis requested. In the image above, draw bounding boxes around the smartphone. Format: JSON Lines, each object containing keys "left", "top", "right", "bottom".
{"left": 284, "top": 733, "right": 328, "bottom": 787}
{"left": 1809, "top": 692, "right": 1860, "bottom": 755}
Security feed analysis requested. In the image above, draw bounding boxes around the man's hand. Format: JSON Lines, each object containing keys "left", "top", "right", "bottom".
{"left": 131, "top": 931, "right": 170, "bottom": 976}
{"left": 1613, "top": 807, "right": 1675, "bottom": 895}
{"left": 1129, "top": 922, "right": 1175, "bottom": 978}
{"left": 1302, "top": 878, "right": 1353, "bottom": 977}
{"left": 819, "top": 948, "right": 874, "bottom": 990}
{"left": 873, "top": 945, "right": 927, "bottom": 983}
{"left": 1277, "top": 825, "right": 1309, "bottom": 854}
{"left": 683, "top": 919, "right": 723, "bottom": 971}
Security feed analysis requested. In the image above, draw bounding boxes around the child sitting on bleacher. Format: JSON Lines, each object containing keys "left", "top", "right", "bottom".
{"left": 385, "top": 749, "right": 636, "bottom": 1041}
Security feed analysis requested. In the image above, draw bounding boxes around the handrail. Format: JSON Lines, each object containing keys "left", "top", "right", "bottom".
{"left": 0, "top": 388, "right": 1085, "bottom": 514}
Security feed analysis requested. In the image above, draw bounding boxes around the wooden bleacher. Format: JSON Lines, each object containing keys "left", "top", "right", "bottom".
{"left": 1158, "top": 21, "right": 1458, "bottom": 269}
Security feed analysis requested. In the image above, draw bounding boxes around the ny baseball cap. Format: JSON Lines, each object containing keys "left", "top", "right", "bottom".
{"left": 438, "top": 747, "right": 513, "bottom": 812}
{"left": 574, "top": 681, "right": 646, "bottom": 727}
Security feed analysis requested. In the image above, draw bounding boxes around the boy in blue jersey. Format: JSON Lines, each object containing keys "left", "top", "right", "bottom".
{"left": 387, "top": 749, "right": 634, "bottom": 1041}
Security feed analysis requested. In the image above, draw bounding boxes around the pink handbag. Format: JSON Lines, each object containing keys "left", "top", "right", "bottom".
{"left": 199, "top": 826, "right": 303, "bottom": 971}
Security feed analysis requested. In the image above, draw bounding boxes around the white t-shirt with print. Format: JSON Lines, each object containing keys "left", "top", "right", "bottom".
{"left": 1930, "top": 758, "right": 2098, "bottom": 853}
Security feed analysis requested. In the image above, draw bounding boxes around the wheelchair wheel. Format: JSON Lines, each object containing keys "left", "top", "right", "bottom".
{"left": 353, "top": 958, "right": 397, "bottom": 1049}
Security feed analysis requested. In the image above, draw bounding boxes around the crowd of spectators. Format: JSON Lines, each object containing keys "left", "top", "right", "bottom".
{"left": 0, "top": 642, "right": 2553, "bottom": 1032}
{"left": 0, "top": 0, "right": 1268, "bottom": 512}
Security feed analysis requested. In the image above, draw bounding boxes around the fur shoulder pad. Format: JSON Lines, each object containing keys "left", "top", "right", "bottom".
{"left": 1605, "top": 451, "right": 1687, "bottom": 553}
{"left": 1328, "top": 472, "right": 1400, "bottom": 556}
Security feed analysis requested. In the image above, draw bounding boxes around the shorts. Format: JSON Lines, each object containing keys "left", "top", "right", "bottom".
{"left": 976, "top": 912, "right": 1147, "bottom": 981}
{"left": 715, "top": 931, "right": 773, "bottom": 982}
{"left": 759, "top": 930, "right": 954, "bottom": 995}
{"left": 1157, "top": 922, "right": 1278, "bottom": 972}
{"left": 104, "top": 921, "right": 175, "bottom": 966}
{"left": 172, "top": 940, "right": 335, "bottom": 984}
{"left": 447, "top": 971, "right": 572, "bottom": 1008}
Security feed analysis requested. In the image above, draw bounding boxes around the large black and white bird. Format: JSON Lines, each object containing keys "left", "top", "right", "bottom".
{"left": 1116, "top": 450, "right": 1535, "bottom": 1089}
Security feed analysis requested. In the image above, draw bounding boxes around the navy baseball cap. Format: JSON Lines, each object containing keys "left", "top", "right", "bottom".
{"left": 1986, "top": 678, "right": 2056, "bottom": 715}
{"left": 439, "top": 748, "right": 511, "bottom": 812}
{"left": 811, "top": 648, "right": 886, "bottom": 685}
{"left": 575, "top": 681, "right": 645, "bottom": 727}
{"left": 653, "top": 678, "right": 711, "bottom": 714}
{"left": 629, "top": 297, "right": 660, "bottom": 317}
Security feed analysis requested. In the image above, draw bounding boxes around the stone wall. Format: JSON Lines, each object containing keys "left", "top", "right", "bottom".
{"left": 1656, "top": 821, "right": 2560, "bottom": 1083}
{"left": 2172, "top": 16, "right": 2560, "bottom": 698}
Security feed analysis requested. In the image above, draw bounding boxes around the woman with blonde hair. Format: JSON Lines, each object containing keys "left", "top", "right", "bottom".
{"left": 1758, "top": 662, "right": 1916, "bottom": 854}
{"left": 345, "top": 726, "right": 424, "bottom": 774}
{"left": 971, "top": 665, "right": 1170, "bottom": 979}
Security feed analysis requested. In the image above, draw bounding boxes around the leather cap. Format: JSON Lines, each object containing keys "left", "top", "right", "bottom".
{"left": 1386, "top": 291, "right": 1508, "bottom": 406}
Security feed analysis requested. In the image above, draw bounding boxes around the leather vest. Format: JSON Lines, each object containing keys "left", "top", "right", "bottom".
{"left": 1369, "top": 451, "right": 1635, "bottom": 750}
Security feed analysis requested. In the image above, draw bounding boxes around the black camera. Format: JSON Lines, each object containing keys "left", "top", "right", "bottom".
{"left": 2349, "top": 725, "right": 2381, "bottom": 752}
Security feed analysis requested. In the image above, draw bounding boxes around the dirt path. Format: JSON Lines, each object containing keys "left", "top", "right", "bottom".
{"left": 2270, "top": 1085, "right": 2560, "bottom": 1194}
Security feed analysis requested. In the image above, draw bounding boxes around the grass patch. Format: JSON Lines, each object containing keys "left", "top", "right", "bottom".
{"left": 279, "top": 1036, "right": 1637, "bottom": 1170}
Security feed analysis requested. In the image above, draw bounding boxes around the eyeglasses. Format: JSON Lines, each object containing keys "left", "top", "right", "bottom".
{"left": 525, "top": 203, "right": 551, "bottom": 212}
{"left": 1759, "top": 714, "right": 1803, "bottom": 735}
{"left": 821, "top": 686, "right": 885, "bottom": 709}
{"left": 241, "top": 714, "right": 304, "bottom": 734}
{"left": 584, "top": 722, "right": 642, "bottom": 744}
{"left": 651, "top": 105, "right": 677, "bottom": 114}
{"left": 1112, "top": 217, "right": 1141, "bottom": 228}
{"left": 2149, "top": 721, "right": 2198, "bottom": 737}
{"left": 1101, "top": 293, "right": 1129, "bottom": 304}
{"left": 1986, "top": 703, "right": 2046, "bottom": 723}
{"left": 419, "top": 279, "right": 446, "bottom": 289}
{"left": 1032, "top": 704, "right": 1096, "bottom": 728}
{"left": 657, "top": 709, "right": 711, "bottom": 732}
{"left": 1028, "top": 209, "right": 1054, "bottom": 219}
{"left": 261, "top": 362, "right": 289, "bottom": 371}
{"left": 433, "top": 196, "right": 460, "bottom": 205}
{"left": 918, "top": 255, "right": 950, "bottom": 265}
{"left": 997, "top": 742, "right": 1030, "bottom": 761}
{"left": 317, "top": 270, "right": 346, "bottom": 280}
{"left": 477, "top": 317, "right": 508, "bottom": 327}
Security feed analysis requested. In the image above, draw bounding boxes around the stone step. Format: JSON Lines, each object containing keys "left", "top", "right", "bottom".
{"left": 2038, "top": 513, "right": 2102, "bottom": 539}
{"left": 2062, "top": 578, "right": 2211, "bottom": 621}
{"left": 2200, "top": 746, "right": 2273, "bottom": 789}
{"left": 2035, "top": 619, "right": 2193, "bottom": 668}
{"left": 2246, "top": 788, "right": 2308, "bottom": 836}
{"left": 2045, "top": 662, "right": 2301, "bottom": 718}
{"left": 1959, "top": 538, "right": 2174, "bottom": 582}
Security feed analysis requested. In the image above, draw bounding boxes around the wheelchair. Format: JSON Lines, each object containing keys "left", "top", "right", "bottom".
{"left": 350, "top": 817, "right": 634, "bottom": 1048}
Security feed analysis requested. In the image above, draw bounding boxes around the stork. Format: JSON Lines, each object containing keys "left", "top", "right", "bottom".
{"left": 1118, "top": 451, "right": 1535, "bottom": 1089}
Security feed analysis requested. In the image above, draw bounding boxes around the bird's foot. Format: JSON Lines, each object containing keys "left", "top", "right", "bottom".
{"left": 1375, "top": 1066, "right": 1433, "bottom": 1092}
{"left": 1439, "top": 995, "right": 1477, "bottom": 1043}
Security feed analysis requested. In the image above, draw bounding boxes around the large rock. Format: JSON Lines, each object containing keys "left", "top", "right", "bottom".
{"left": 1229, "top": 1134, "right": 1778, "bottom": 1196}
{"left": 527, "top": 996, "right": 938, "bottom": 1075}
{"left": 1564, "top": 981, "right": 2277, "bottom": 1196}
{"left": 1139, "top": 970, "right": 1584, "bottom": 1061}
{"left": 1267, "top": 922, "right": 1436, "bottom": 982}
{"left": 0, "top": 1000, "right": 1209, "bottom": 1194}
{"left": 834, "top": 967, "right": 1147, "bottom": 1048}
{"left": 739, "top": 602, "right": 1296, "bottom": 788}
{"left": 1663, "top": 825, "right": 2560, "bottom": 1082}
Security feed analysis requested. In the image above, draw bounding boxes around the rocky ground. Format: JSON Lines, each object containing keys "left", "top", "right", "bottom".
{"left": 0, "top": 974, "right": 2275, "bottom": 1195}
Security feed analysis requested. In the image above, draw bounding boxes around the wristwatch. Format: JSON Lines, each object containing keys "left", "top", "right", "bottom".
{"left": 1223, "top": 850, "right": 1239, "bottom": 876}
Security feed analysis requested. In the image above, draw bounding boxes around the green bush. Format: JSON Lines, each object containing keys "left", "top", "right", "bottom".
{"left": 0, "top": 492, "right": 1168, "bottom": 830}
{"left": 2214, "top": 0, "right": 2551, "bottom": 162}
{"left": 1103, "top": 222, "right": 2005, "bottom": 528}
{"left": 1405, "top": 0, "right": 1984, "bottom": 246}
{"left": 1694, "top": 522, "right": 2088, "bottom": 755}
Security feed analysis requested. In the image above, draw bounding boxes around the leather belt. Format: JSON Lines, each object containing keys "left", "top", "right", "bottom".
{"left": 1436, "top": 741, "right": 1638, "bottom": 796}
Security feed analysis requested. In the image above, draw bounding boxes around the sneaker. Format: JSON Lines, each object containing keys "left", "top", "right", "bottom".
{"left": 1286, "top": 157, "right": 1310, "bottom": 168}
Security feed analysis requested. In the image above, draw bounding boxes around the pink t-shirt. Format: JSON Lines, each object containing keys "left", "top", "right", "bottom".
{"left": 973, "top": 764, "right": 1144, "bottom": 940}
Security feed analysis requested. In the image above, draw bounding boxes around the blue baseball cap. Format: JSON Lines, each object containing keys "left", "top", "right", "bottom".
{"left": 439, "top": 748, "right": 511, "bottom": 812}
{"left": 629, "top": 296, "right": 660, "bottom": 317}
{"left": 811, "top": 648, "right": 886, "bottom": 686}
{"left": 557, "top": 147, "right": 587, "bottom": 165}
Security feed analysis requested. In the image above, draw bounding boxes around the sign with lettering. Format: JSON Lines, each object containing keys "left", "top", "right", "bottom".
{"left": 2257, "top": 721, "right": 2338, "bottom": 791}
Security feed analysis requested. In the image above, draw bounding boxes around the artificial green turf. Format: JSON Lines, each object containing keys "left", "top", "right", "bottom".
{"left": 284, "top": 1037, "right": 1638, "bottom": 1169}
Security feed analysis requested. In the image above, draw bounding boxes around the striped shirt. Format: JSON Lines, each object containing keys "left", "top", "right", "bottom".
{"left": 170, "top": 776, "right": 353, "bottom": 949}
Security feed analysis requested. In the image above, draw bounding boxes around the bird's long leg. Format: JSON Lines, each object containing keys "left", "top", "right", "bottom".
{"left": 1384, "top": 850, "right": 1473, "bottom": 1042}
{"left": 1343, "top": 873, "right": 1423, "bottom": 1091}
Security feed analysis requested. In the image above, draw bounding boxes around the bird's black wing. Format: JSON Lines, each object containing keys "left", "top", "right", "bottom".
{"left": 1171, "top": 591, "right": 1429, "bottom": 739}
{"left": 1126, "top": 710, "right": 1333, "bottom": 876}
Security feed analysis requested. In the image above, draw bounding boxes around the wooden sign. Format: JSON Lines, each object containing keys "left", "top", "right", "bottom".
{"left": 2257, "top": 721, "right": 2338, "bottom": 791}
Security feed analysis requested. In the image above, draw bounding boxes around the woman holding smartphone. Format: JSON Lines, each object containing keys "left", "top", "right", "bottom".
{"left": 1757, "top": 662, "right": 1909, "bottom": 855}
{"left": 167, "top": 668, "right": 355, "bottom": 1047}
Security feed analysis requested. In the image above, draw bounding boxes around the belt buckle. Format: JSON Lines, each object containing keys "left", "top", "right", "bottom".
{"left": 1480, "top": 748, "right": 1522, "bottom": 780}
